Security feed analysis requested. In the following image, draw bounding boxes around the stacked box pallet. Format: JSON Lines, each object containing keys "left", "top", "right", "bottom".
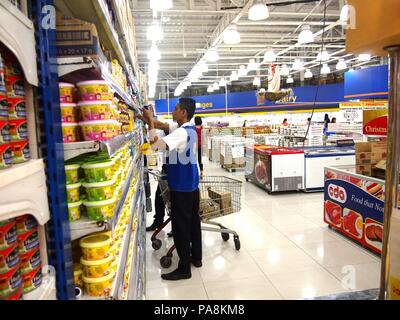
{"left": 355, "top": 141, "right": 387, "bottom": 176}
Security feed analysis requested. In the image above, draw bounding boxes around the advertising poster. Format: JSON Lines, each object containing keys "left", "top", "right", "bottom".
{"left": 324, "top": 168, "right": 384, "bottom": 254}
{"left": 245, "top": 150, "right": 272, "bottom": 191}
{"left": 363, "top": 106, "right": 388, "bottom": 136}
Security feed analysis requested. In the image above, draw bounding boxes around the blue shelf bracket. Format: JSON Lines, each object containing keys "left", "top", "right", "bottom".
{"left": 30, "top": 0, "right": 75, "bottom": 300}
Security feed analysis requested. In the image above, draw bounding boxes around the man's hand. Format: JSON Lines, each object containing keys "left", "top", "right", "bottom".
{"left": 142, "top": 108, "right": 154, "bottom": 126}
{"left": 137, "top": 113, "right": 147, "bottom": 123}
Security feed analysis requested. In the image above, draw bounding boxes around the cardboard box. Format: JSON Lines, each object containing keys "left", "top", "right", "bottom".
{"left": 56, "top": 11, "right": 100, "bottom": 57}
{"left": 356, "top": 164, "right": 372, "bottom": 176}
{"left": 356, "top": 151, "right": 386, "bottom": 165}
{"left": 199, "top": 199, "right": 221, "bottom": 218}
{"left": 207, "top": 188, "right": 233, "bottom": 215}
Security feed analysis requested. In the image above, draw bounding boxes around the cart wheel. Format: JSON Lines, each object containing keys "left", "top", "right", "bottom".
{"left": 245, "top": 178, "right": 249, "bottom": 182}
{"left": 160, "top": 255, "right": 172, "bottom": 268}
{"left": 221, "top": 232, "right": 230, "bottom": 242}
{"left": 234, "top": 236, "right": 241, "bottom": 251}
{"left": 152, "top": 239, "right": 162, "bottom": 251}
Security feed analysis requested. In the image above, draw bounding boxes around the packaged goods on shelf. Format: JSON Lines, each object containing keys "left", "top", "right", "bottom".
{"left": 355, "top": 141, "right": 387, "bottom": 176}
{"left": 59, "top": 82, "right": 75, "bottom": 103}
{"left": 207, "top": 189, "right": 233, "bottom": 215}
{"left": 56, "top": 11, "right": 100, "bottom": 57}
{"left": 77, "top": 80, "right": 113, "bottom": 102}
{"left": 60, "top": 103, "right": 78, "bottom": 123}
{"left": 78, "top": 100, "right": 114, "bottom": 121}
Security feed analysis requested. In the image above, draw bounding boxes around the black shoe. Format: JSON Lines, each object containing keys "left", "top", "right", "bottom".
{"left": 161, "top": 269, "right": 191, "bottom": 281}
{"left": 146, "top": 221, "right": 163, "bottom": 232}
{"left": 191, "top": 258, "right": 202, "bottom": 268}
{"left": 167, "top": 231, "right": 173, "bottom": 238}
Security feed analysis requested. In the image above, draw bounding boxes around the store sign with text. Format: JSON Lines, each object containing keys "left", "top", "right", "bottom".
{"left": 363, "top": 104, "right": 388, "bottom": 136}
{"left": 196, "top": 102, "right": 213, "bottom": 109}
{"left": 324, "top": 169, "right": 384, "bottom": 254}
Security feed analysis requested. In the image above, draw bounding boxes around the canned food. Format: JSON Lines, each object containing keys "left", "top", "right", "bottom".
{"left": 7, "top": 97, "right": 26, "bottom": 119}
{"left": 2, "top": 287, "right": 22, "bottom": 300}
{"left": 5, "top": 74, "right": 25, "bottom": 98}
{"left": 22, "top": 265, "right": 42, "bottom": 294}
{"left": 16, "top": 215, "right": 38, "bottom": 234}
{"left": 9, "top": 119, "right": 27, "bottom": 141}
{"left": 20, "top": 247, "right": 41, "bottom": 273}
{"left": 0, "top": 243, "right": 19, "bottom": 274}
{"left": 0, "top": 265, "right": 22, "bottom": 299}
{"left": 0, "top": 220, "right": 17, "bottom": 250}
{"left": 0, "top": 143, "right": 12, "bottom": 169}
{"left": 17, "top": 228, "right": 39, "bottom": 254}
{"left": 0, "top": 119, "right": 10, "bottom": 143}
{"left": 0, "top": 95, "right": 7, "bottom": 119}
{"left": 10, "top": 140, "right": 30, "bottom": 164}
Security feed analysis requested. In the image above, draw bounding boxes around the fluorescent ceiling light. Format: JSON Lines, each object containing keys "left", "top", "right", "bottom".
{"left": 147, "top": 44, "right": 161, "bottom": 61}
{"left": 238, "top": 65, "right": 248, "bottom": 77}
{"left": 286, "top": 76, "right": 294, "bottom": 84}
{"left": 199, "top": 61, "right": 209, "bottom": 73}
{"left": 280, "top": 64, "right": 289, "bottom": 76}
{"left": 316, "top": 50, "right": 329, "bottom": 62}
{"left": 321, "top": 63, "right": 331, "bottom": 74}
{"left": 207, "top": 85, "right": 213, "bottom": 93}
{"left": 298, "top": 24, "right": 314, "bottom": 44}
{"left": 336, "top": 59, "right": 348, "bottom": 70}
{"left": 292, "top": 59, "right": 304, "bottom": 71}
{"left": 263, "top": 48, "right": 276, "bottom": 63}
{"left": 150, "top": 0, "right": 173, "bottom": 11}
{"left": 219, "top": 78, "right": 227, "bottom": 87}
{"left": 247, "top": 58, "right": 258, "bottom": 71}
{"left": 358, "top": 54, "right": 371, "bottom": 62}
{"left": 253, "top": 77, "right": 261, "bottom": 87}
{"left": 205, "top": 48, "right": 219, "bottom": 62}
{"left": 340, "top": 4, "right": 349, "bottom": 22}
{"left": 223, "top": 25, "right": 241, "bottom": 45}
{"left": 304, "top": 69, "right": 313, "bottom": 79}
{"left": 213, "top": 82, "right": 219, "bottom": 90}
{"left": 248, "top": 1, "right": 269, "bottom": 21}
{"left": 146, "top": 21, "right": 163, "bottom": 41}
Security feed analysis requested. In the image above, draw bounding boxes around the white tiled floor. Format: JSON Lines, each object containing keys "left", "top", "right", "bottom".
{"left": 145, "top": 162, "right": 381, "bottom": 300}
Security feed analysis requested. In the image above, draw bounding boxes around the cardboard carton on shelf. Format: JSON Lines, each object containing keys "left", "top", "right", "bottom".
{"left": 356, "top": 164, "right": 372, "bottom": 176}
{"left": 56, "top": 11, "right": 100, "bottom": 57}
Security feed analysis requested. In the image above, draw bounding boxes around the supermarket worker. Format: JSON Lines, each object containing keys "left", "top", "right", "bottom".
{"left": 142, "top": 98, "right": 202, "bottom": 281}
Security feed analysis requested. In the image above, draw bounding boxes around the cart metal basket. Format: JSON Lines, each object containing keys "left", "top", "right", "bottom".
{"left": 148, "top": 170, "right": 242, "bottom": 268}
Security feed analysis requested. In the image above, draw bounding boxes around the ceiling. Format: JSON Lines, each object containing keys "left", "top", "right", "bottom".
{"left": 131, "top": 0, "right": 382, "bottom": 99}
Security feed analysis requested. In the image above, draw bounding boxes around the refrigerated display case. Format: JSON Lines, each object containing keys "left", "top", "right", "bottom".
{"left": 324, "top": 165, "right": 384, "bottom": 254}
{"left": 303, "top": 146, "right": 356, "bottom": 192}
{"left": 245, "top": 145, "right": 304, "bottom": 193}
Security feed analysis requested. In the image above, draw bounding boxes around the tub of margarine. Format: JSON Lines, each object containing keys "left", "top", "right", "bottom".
{"left": 82, "top": 179, "right": 115, "bottom": 202}
{"left": 74, "top": 264, "right": 83, "bottom": 288}
{"left": 83, "top": 269, "right": 114, "bottom": 297}
{"left": 61, "top": 122, "right": 79, "bottom": 143}
{"left": 0, "top": 265, "right": 22, "bottom": 299}
{"left": 17, "top": 228, "right": 39, "bottom": 254}
{"left": 82, "top": 160, "right": 114, "bottom": 183}
{"left": 80, "top": 255, "right": 112, "bottom": 279}
{"left": 77, "top": 80, "right": 111, "bottom": 102}
{"left": 66, "top": 182, "right": 81, "bottom": 203}
{"left": 65, "top": 164, "right": 80, "bottom": 185}
{"left": 22, "top": 265, "right": 42, "bottom": 294}
{"left": 79, "top": 120, "right": 115, "bottom": 142}
{"left": 68, "top": 201, "right": 82, "bottom": 222}
{"left": 59, "top": 82, "right": 75, "bottom": 103}
{"left": 15, "top": 215, "right": 38, "bottom": 235}
{"left": 60, "top": 103, "right": 78, "bottom": 123}
{"left": 0, "top": 243, "right": 20, "bottom": 274}
{"left": 79, "top": 233, "right": 111, "bottom": 261}
{"left": 78, "top": 100, "right": 113, "bottom": 121}
{"left": 0, "top": 220, "right": 18, "bottom": 250}
{"left": 83, "top": 198, "right": 117, "bottom": 221}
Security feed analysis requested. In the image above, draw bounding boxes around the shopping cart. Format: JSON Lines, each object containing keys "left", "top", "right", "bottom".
{"left": 148, "top": 169, "right": 242, "bottom": 268}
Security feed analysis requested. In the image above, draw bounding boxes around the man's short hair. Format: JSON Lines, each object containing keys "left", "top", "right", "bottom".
{"left": 179, "top": 98, "right": 196, "bottom": 120}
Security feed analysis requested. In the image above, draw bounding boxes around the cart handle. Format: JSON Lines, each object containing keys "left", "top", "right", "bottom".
{"left": 148, "top": 168, "right": 167, "bottom": 179}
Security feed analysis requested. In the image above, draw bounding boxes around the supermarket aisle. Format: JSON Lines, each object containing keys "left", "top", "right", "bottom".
{"left": 145, "top": 162, "right": 381, "bottom": 300}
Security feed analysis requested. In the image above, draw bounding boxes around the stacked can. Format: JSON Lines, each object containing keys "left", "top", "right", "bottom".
{"left": 0, "top": 46, "right": 29, "bottom": 165}
{"left": 0, "top": 50, "right": 12, "bottom": 170}
{"left": 0, "top": 215, "right": 42, "bottom": 300}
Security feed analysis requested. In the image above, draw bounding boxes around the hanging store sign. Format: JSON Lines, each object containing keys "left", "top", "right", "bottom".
{"left": 363, "top": 103, "right": 388, "bottom": 136}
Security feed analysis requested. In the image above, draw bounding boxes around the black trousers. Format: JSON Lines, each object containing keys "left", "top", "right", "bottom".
{"left": 153, "top": 183, "right": 165, "bottom": 224}
{"left": 170, "top": 189, "right": 202, "bottom": 273}
{"left": 198, "top": 147, "right": 203, "bottom": 172}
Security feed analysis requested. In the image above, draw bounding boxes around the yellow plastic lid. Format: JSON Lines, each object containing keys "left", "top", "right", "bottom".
{"left": 83, "top": 197, "right": 116, "bottom": 207}
{"left": 82, "top": 161, "right": 114, "bottom": 169}
{"left": 68, "top": 201, "right": 82, "bottom": 208}
{"left": 65, "top": 164, "right": 80, "bottom": 170}
{"left": 66, "top": 182, "right": 81, "bottom": 189}
{"left": 74, "top": 264, "right": 82, "bottom": 276}
{"left": 82, "top": 179, "right": 116, "bottom": 188}
{"left": 82, "top": 269, "right": 115, "bottom": 284}
{"left": 80, "top": 254, "right": 113, "bottom": 266}
{"left": 79, "top": 234, "right": 111, "bottom": 249}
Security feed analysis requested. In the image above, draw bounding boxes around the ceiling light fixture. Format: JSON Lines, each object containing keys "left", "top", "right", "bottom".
{"left": 292, "top": 59, "right": 304, "bottom": 71}
{"left": 223, "top": 24, "right": 241, "bottom": 45}
{"left": 336, "top": 59, "right": 348, "bottom": 70}
{"left": 213, "top": 82, "right": 219, "bottom": 90}
{"left": 150, "top": 0, "right": 173, "bottom": 11}
{"left": 304, "top": 69, "right": 313, "bottom": 79}
{"left": 147, "top": 44, "right": 161, "bottom": 61}
{"left": 358, "top": 53, "right": 371, "bottom": 62}
{"left": 316, "top": 50, "right": 329, "bottom": 62}
{"left": 146, "top": 21, "right": 163, "bottom": 41}
{"left": 298, "top": 24, "right": 314, "bottom": 44}
{"left": 247, "top": 58, "right": 258, "bottom": 71}
{"left": 263, "top": 48, "right": 276, "bottom": 63}
{"left": 205, "top": 48, "right": 219, "bottom": 62}
{"left": 280, "top": 64, "right": 289, "bottom": 76}
{"left": 253, "top": 77, "right": 261, "bottom": 87}
{"left": 340, "top": 4, "right": 349, "bottom": 22}
{"left": 286, "top": 76, "right": 294, "bottom": 84}
{"left": 207, "top": 85, "right": 213, "bottom": 93}
{"left": 321, "top": 63, "right": 331, "bottom": 74}
{"left": 230, "top": 71, "right": 239, "bottom": 81}
{"left": 248, "top": 1, "right": 269, "bottom": 21}
{"left": 199, "top": 61, "right": 209, "bottom": 73}
{"left": 219, "top": 78, "right": 227, "bottom": 87}
{"left": 238, "top": 65, "right": 248, "bottom": 77}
